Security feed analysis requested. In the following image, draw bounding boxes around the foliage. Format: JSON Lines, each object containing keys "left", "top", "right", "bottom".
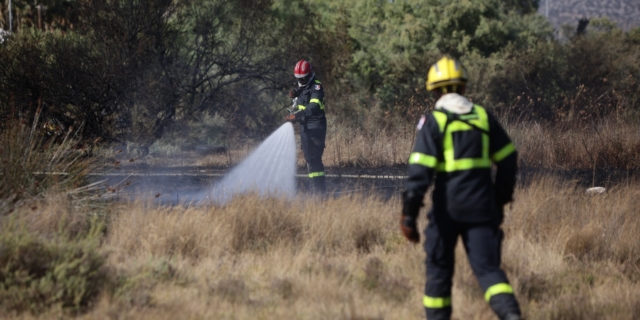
{"left": 0, "top": 0, "right": 80, "bottom": 32}
{"left": 1, "top": 0, "right": 638, "bottom": 145}
{"left": 481, "top": 19, "right": 640, "bottom": 123}
{"left": 0, "top": 219, "right": 107, "bottom": 314}
{"left": 0, "top": 0, "right": 303, "bottom": 145}
{"left": 305, "top": 0, "right": 553, "bottom": 117}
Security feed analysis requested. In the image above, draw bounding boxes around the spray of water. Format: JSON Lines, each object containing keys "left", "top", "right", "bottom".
{"left": 194, "top": 122, "right": 297, "bottom": 204}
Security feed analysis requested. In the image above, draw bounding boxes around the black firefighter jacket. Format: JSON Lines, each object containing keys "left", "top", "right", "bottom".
{"left": 405, "top": 93, "right": 518, "bottom": 223}
{"left": 292, "top": 76, "right": 327, "bottom": 132}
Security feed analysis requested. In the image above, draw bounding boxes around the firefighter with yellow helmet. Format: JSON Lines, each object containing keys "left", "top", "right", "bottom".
{"left": 400, "top": 57, "right": 521, "bottom": 320}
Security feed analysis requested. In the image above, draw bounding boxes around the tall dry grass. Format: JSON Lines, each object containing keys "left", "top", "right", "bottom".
{"left": 125, "top": 116, "right": 640, "bottom": 174}
{"left": 0, "top": 112, "right": 114, "bottom": 316}
{"left": 91, "top": 193, "right": 418, "bottom": 320}
{"left": 2, "top": 176, "right": 639, "bottom": 319}
{"left": 323, "top": 117, "right": 640, "bottom": 170}
{"left": 508, "top": 119, "right": 640, "bottom": 170}
{"left": 0, "top": 111, "right": 102, "bottom": 216}
{"left": 323, "top": 123, "right": 416, "bottom": 168}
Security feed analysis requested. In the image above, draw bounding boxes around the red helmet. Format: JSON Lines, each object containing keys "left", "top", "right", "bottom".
{"left": 294, "top": 60, "right": 312, "bottom": 78}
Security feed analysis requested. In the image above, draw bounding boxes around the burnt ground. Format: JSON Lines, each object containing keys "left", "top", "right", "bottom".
{"left": 90, "top": 164, "right": 409, "bottom": 204}
{"left": 92, "top": 163, "right": 639, "bottom": 205}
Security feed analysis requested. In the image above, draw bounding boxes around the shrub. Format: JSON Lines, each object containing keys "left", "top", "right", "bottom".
{"left": 0, "top": 226, "right": 107, "bottom": 314}
{"left": 482, "top": 21, "right": 640, "bottom": 124}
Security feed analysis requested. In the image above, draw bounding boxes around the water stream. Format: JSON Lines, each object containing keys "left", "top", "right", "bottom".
{"left": 194, "top": 122, "right": 297, "bottom": 204}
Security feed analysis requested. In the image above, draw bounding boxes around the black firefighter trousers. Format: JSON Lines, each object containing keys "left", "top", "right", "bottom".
{"left": 423, "top": 210, "right": 520, "bottom": 320}
{"left": 300, "top": 129, "right": 326, "bottom": 194}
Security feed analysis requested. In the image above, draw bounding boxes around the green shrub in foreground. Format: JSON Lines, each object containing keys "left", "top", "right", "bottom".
{"left": 0, "top": 225, "right": 107, "bottom": 314}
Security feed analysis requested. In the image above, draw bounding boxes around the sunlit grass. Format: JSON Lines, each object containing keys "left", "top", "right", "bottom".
{"left": 114, "top": 117, "right": 640, "bottom": 172}
{"left": 2, "top": 177, "right": 639, "bottom": 319}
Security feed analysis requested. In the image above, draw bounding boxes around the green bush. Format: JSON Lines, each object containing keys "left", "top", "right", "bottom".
{"left": 328, "top": 0, "right": 552, "bottom": 111}
{"left": 2, "top": 1, "right": 639, "bottom": 144}
{"left": 479, "top": 21, "right": 640, "bottom": 123}
{"left": 0, "top": 225, "right": 107, "bottom": 314}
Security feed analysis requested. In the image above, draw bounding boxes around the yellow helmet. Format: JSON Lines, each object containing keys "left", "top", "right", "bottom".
{"left": 426, "top": 57, "right": 468, "bottom": 91}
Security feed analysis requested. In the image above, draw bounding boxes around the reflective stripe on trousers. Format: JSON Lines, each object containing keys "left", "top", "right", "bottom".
{"left": 423, "top": 295, "right": 451, "bottom": 308}
{"left": 309, "top": 171, "right": 325, "bottom": 178}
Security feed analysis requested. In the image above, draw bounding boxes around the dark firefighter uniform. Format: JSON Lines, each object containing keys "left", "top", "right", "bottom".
{"left": 401, "top": 57, "right": 521, "bottom": 320}
{"left": 291, "top": 75, "right": 327, "bottom": 193}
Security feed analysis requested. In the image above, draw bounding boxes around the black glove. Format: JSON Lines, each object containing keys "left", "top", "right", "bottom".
{"left": 400, "top": 190, "right": 423, "bottom": 243}
{"left": 494, "top": 186, "right": 513, "bottom": 207}
{"left": 288, "top": 88, "right": 299, "bottom": 99}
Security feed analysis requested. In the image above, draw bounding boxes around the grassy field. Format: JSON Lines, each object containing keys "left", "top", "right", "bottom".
{"left": 134, "top": 118, "right": 640, "bottom": 175}
{"left": 2, "top": 114, "right": 640, "bottom": 319}
{"left": 1, "top": 176, "right": 639, "bottom": 319}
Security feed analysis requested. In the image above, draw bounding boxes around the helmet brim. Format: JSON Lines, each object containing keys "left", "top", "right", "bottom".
{"left": 426, "top": 79, "right": 467, "bottom": 91}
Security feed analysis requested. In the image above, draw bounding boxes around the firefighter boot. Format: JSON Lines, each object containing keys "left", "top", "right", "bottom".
{"left": 311, "top": 175, "right": 326, "bottom": 195}
{"left": 504, "top": 313, "right": 522, "bottom": 320}
{"left": 425, "top": 306, "right": 452, "bottom": 320}
{"left": 489, "top": 294, "right": 521, "bottom": 320}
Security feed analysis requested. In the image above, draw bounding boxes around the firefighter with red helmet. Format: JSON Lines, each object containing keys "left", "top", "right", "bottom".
{"left": 285, "top": 60, "right": 327, "bottom": 194}
{"left": 400, "top": 57, "right": 522, "bottom": 320}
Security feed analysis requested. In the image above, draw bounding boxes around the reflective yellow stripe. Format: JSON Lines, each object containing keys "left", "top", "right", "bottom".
{"left": 484, "top": 283, "right": 514, "bottom": 302}
{"left": 310, "top": 98, "right": 325, "bottom": 110}
{"left": 437, "top": 158, "right": 491, "bottom": 172}
{"left": 459, "top": 113, "right": 479, "bottom": 120}
{"left": 423, "top": 295, "right": 451, "bottom": 308}
{"left": 432, "top": 111, "right": 448, "bottom": 132}
{"left": 314, "top": 79, "right": 321, "bottom": 84}
{"left": 491, "top": 142, "right": 516, "bottom": 162}
{"left": 298, "top": 105, "right": 306, "bottom": 110}
{"left": 434, "top": 105, "right": 491, "bottom": 172}
{"left": 409, "top": 152, "right": 438, "bottom": 168}
{"left": 309, "top": 172, "right": 325, "bottom": 178}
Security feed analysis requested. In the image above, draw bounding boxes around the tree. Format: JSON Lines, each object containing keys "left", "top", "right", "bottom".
{"left": 337, "top": 0, "right": 552, "bottom": 110}
{"left": 0, "top": 0, "right": 310, "bottom": 144}
{"left": 0, "top": 0, "right": 80, "bottom": 32}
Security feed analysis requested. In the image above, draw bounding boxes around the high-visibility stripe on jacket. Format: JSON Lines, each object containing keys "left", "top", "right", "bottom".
{"left": 432, "top": 105, "right": 491, "bottom": 172}
{"left": 406, "top": 103, "right": 518, "bottom": 222}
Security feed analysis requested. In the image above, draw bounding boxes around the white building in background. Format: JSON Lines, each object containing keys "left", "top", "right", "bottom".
{"left": 540, "top": 0, "right": 640, "bottom": 32}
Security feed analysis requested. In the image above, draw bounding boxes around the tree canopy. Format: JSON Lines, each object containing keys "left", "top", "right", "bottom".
{"left": 1, "top": 0, "right": 638, "bottom": 145}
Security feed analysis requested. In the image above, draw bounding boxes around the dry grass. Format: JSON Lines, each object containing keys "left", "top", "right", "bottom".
{"left": 114, "top": 116, "right": 640, "bottom": 173}
{"left": 0, "top": 112, "right": 98, "bottom": 215}
{"left": 323, "top": 124, "right": 416, "bottom": 168}
{"left": 91, "top": 193, "right": 419, "bottom": 320}
{"left": 2, "top": 176, "right": 640, "bottom": 319}
{"left": 509, "top": 119, "right": 640, "bottom": 170}
{"left": 325, "top": 117, "right": 640, "bottom": 170}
